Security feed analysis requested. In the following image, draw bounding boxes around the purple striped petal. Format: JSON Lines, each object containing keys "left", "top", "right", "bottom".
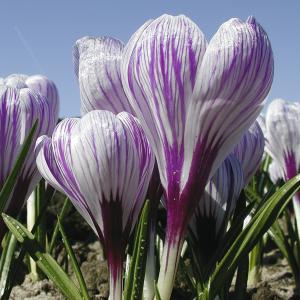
{"left": 122, "top": 14, "right": 273, "bottom": 233}
{"left": 35, "top": 119, "right": 98, "bottom": 234}
{"left": 265, "top": 99, "right": 300, "bottom": 180}
{"left": 0, "top": 87, "right": 22, "bottom": 187}
{"left": 73, "top": 37, "right": 133, "bottom": 115}
{"left": 122, "top": 14, "right": 207, "bottom": 190}
{"left": 265, "top": 98, "right": 300, "bottom": 235}
{"left": 35, "top": 110, "right": 154, "bottom": 299}
{"left": 0, "top": 74, "right": 59, "bottom": 239}
{"left": 122, "top": 15, "right": 273, "bottom": 298}
{"left": 0, "top": 85, "right": 57, "bottom": 191}
{"left": 189, "top": 154, "right": 243, "bottom": 258}
{"left": 36, "top": 109, "right": 154, "bottom": 247}
{"left": 25, "top": 75, "right": 59, "bottom": 119}
{"left": 117, "top": 112, "right": 155, "bottom": 228}
{"left": 184, "top": 17, "right": 273, "bottom": 188}
{"left": 233, "top": 121, "right": 265, "bottom": 185}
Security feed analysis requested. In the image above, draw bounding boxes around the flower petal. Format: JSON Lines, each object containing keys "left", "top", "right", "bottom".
{"left": 117, "top": 112, "right": 155, "bottom": 229}
{"left": 74, "top": 37, "right": 133, "bottom": 115}
{"left": 37, "top": 110, "right": 153, "bottom": 246}
{"left": 0, "top": 74, "right": 59, "bottom": 239}
{"left": 35, "top": 119, "right": 98, "bottom": 235}
{"left": 0, "top": 86, "right": 22, "bottom": 186}
{"left": 233, "top": 121, "right": 265, "bottom": 185}
{"left": 265, "top": 99, "right": 300, "bottom": 179}
{"left": 182, "top": 16, "right": 274, "bottom": 189}
{"left": 122, "top": 14, "right": 207, "bottom": 189}
{"left": 25, "top": 75, "right": 59, "bottom": 119}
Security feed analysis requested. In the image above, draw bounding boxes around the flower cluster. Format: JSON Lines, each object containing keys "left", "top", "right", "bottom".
{"left": 1, "top": 13, "right": 279, "bottom": 300}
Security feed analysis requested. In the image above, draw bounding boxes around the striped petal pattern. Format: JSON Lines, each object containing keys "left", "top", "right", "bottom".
{"left": 265, "top": 99, "right": 300, "bottom": 234}
{"left": 265, "top": 99, "right": 300, "bottom": 180}
{"left": 73, "top": 37, "right": 133, "bottom": 115}
{"left": 189, "top": 154, "right": 243, "bottom": 260}
{"left": 233, "top": 121, "right": 265, "bottom": 185}
{"left": 35, "top": 110, "right": 154, "bottom": 299}
{"left": 0, "top": 74, "right": 59, "bottom": 239}
{"left": 123, "top": 14, "right": 207, "bottom": 191}
{"left": 122, "top": 15, "right": 273, "bottom": 299}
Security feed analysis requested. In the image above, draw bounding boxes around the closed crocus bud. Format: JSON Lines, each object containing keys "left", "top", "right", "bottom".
{"left": 74, "top": 35, "right": 163, "bottom": 300}
{"left": 189, "top": 154, "right": 244, "bottom": 262}
{"left": 35, "top": 110, "right": 154, "bottom": 300}
{"left": 265, "top": 99, "right": 300, "bottom": 233}
{"left": 0, "top": 74, "right": 59, "bottom": 240}
{"left": 73, "top": 36, "right": 134, "bottom": 115}
{"left": 233, "top": 121, "right": 265, "bottom": 185}
{"left": 122, "top": 14, "right": 273, "bottom": 299}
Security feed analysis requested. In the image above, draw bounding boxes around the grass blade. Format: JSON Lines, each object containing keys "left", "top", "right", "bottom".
{"left": 58, "top": 216, "right": 90, "bottom": 300}
{"left": 210, "top": 175, "right": 300, "bottom": 297}
{"left": 49, "top": 196, "right": 72, "bottom": 253}
{"left": 0, "top": 232, "right": 17, "bottom": 297}
{"left": 2, "top": 213, "right": 82, "bottom": 300}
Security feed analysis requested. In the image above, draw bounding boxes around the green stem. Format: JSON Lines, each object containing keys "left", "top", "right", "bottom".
{"left": 248, "top": 239, "right": 263, "bottom": 285}
{"left": 27, "top": 191, "right": 38, "bottom": 281}
{"left": 36, "top": 179, "right": 46, "bottom": 249}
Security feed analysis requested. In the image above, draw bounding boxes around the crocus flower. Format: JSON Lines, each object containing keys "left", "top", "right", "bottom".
{"left": 73, "top": 36, "right": 134, "bottom": 115}
{"left": 233, "top": 121, "right": 265, "bottom": 185}
{"left": 265, "top": 99, "right": 300, "bottom": 233}
{"left": 121, "top": 14, "right": 273, "bottom": 298}
{"left": 74, "top": 35, "right": 163, "bottom": 300}
{"left": 189, "top": 154, "right": 243, "bottom": 264}
{"left": 35, "top": 110, "right": 154, "bottom": 300}
{"left": 0, "top": 74, "right": 59, "bottom": 240}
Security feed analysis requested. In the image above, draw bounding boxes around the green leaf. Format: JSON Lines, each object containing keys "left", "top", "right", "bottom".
{"left": 244, "top": 186, "right": 261, "bottom": 203}
{"left": 58, "top": 217, "right": 90, "bottom": 300}
{"left": 209, "top": 175, "right": 300, "bottom": 297}
{"left": 124, "top": 200, "right": 150, "bottom": 300}
{"left": 0, "top": 232, "right": 17, "bottom": 297}
{"left": 2, "top": 213, "right": 82, "bottom": 300}
{"left": 269, "top": 218, "right": 300, "bottom": 285}
{"left": 0, "top": 120, "right": 38, "bottom": 213}
{"left": 1, "top": 189, "right": 55, "bottom": 299}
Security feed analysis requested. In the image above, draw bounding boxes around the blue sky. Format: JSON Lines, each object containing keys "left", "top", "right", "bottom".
{"left": 0, "top": 1, "right": 299, "bottom": 117}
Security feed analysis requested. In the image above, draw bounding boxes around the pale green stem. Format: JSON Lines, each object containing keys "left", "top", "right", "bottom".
{"left": 156, "top": 236, "right": 184, "bottom": 300}
{"left": 293, "top": 195, "right": 300, "bottom": 236}
{"left": 108, "top": 264, "right": 122, "bottom": 300}
{"left": 143, "top": 226, "right": 156, "bottom": 300}
{"left": 27, "top": 191, "right": 38, "bottom": 281}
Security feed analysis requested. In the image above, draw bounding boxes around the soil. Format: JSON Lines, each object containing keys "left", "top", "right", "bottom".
{"left": 10, "top": 243, "right": 299, "bottom": 300}
{"left": 8, "top": 196, "right": 300, "bottom": 299}
{"left": 248, "top": 249, "right": 299, "bottom": 300}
